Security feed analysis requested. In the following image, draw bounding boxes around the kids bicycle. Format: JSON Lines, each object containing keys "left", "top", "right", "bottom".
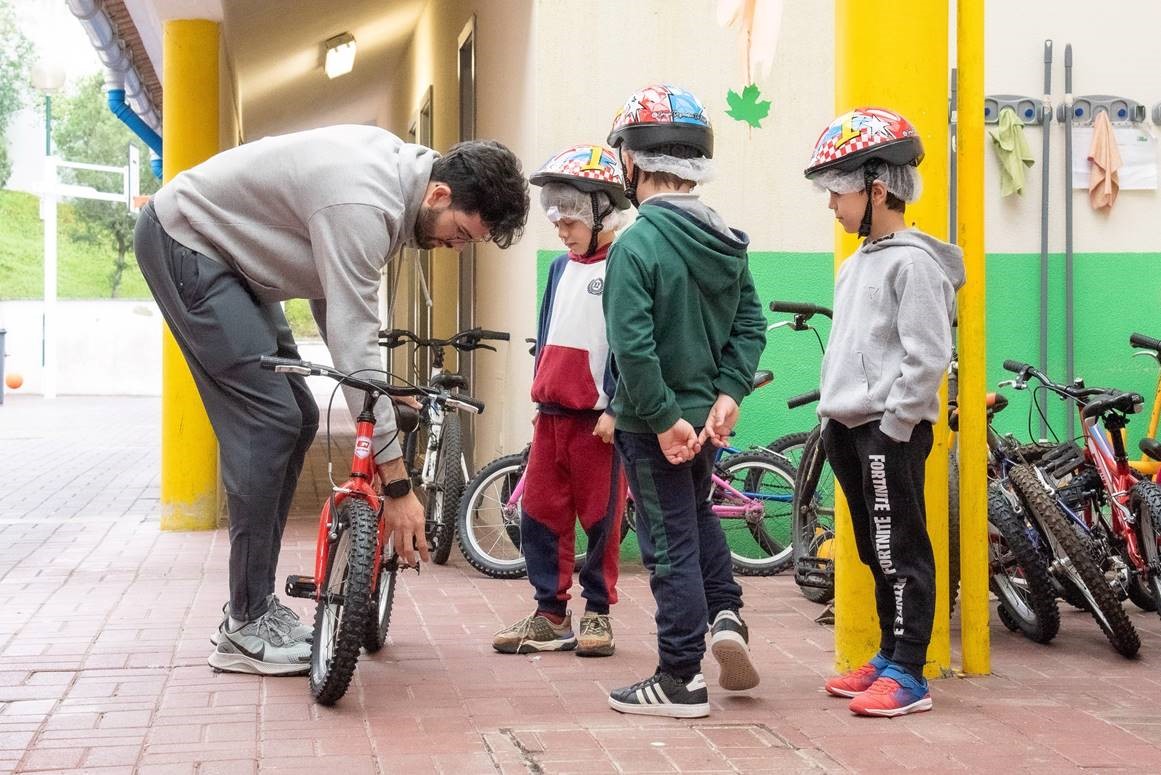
{"left": 456, "top": 406, "right": 797, "bottom": 580}
{"left": 263, "top": 355, "right": 483, "bottom": 705}
{"left": 1000, "top": 359, "right": 1146, "bottom": 657}
{"left": 378, "top": 327, "right": 509, "bottom": 565}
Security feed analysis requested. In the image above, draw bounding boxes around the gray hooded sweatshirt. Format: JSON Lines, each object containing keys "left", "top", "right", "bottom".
{"left": 152, "top": 125, "right": 437, "bottom": 461}
{"left": 818, "top": 229, "right": 965, "bottom": 442}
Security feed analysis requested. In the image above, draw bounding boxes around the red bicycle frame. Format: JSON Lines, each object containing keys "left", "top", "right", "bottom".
{"left": 1082, "top": 411, "right": 1147, "bottom": 572}
{"left": 312, "top": 409, "right": 385, "bottom": 601}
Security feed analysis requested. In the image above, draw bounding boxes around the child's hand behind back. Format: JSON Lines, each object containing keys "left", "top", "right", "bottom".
{"left": 658, "top": 419, "right": 701, "bottom": 464}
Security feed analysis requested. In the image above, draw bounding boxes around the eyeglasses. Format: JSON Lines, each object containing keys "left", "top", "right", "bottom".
{"left": 448, "top": 211, "right": 492, "bottom": 246}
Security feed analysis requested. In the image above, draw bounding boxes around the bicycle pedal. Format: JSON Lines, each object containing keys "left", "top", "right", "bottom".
{"left": 285, "top": 575, "right": 317, "bottom": 599}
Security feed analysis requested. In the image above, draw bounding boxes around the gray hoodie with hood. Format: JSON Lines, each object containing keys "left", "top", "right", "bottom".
{"left": 818, "top": 229, "right": 965, "bottom": 442}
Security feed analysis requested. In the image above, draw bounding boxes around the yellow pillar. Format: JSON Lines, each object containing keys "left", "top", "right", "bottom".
{"left": 957, "top": 0, "right": 990, "bottom": 674}
{"left": 833, "top": 0, "right": 951, "bottom": 678}
{"left": 159, "top": 20, "right": 220, "bottom": 530}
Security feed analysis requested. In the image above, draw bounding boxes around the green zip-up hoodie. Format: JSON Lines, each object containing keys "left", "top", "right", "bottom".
{"left": 603, "top": 196, "right": 766, "bottom": 434}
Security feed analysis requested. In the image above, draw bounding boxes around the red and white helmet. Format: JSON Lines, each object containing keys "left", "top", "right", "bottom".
{"left": 804, "top": 107, "right": 923, "bottom": 178}
{"left": 529, "top": 144, "right": 630, "bottom": 210}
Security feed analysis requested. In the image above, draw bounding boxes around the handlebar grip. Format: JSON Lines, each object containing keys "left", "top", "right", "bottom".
{"left": 475, "top": 329, "right": 510, "bottom": 342}
{"left": 446, "top": 395, "right": 486, "bottom": 415}
{"left": 1002, "top": 359, "right": 1033, "bottom": 375}
{"left": 1130, "top": 332, "right": 1161, "bottom": 352}
{"left": 768, "top": 300, "right": 833, "bottom": 319}
{"left": 260, "top": 355, "right": 308, "bottom": 371}
{"left": 786, "top": 389, "right": 821, "bottom": 410}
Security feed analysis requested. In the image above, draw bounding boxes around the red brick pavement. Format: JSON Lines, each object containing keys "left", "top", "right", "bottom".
{"left": 2, "top": 396, "right": 1161, "bottom": 773}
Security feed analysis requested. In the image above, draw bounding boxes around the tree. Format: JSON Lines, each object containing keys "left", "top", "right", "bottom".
{"left": 0, "top": 0, "right": 33, "bottom": 188}
{"left": 53, "top": 72, "right": 160, "bottom": 298}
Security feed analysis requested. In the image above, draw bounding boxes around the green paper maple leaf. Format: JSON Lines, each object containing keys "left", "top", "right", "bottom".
{"left": 725, "top": 84, "right": 772, "bottom": 128}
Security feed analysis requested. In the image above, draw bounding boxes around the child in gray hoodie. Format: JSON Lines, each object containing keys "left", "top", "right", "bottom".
{"left": 803, "top": 108, "right": 965, "bottom": 718}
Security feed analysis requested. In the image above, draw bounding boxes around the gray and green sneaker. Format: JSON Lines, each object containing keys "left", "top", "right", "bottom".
{"left": 211, "top": 595, "right": 313, "bottom": 646}
{"left": 492, "top": 611, "right": 576, "bottom": 654}
{"left": 207, "top": 610, "right": 310, "bottom": 676}
{"left": 577, "top": 612, "right": 615, "bottom": 657}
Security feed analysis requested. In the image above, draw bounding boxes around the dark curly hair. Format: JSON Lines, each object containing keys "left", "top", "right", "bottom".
{"left": 431, "top": 140, "right": 529, "bottom": 249}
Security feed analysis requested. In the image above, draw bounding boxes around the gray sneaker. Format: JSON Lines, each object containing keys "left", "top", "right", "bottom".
{"left": 207, "top": 610, "right": 311, "bottom": 676}
{"left": 211, "top": 595, "right": 313, "bottom": 646}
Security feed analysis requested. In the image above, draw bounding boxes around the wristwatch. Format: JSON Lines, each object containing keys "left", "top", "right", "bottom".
{"left": 383, "top": 478, "right": 412, "bottom": 499}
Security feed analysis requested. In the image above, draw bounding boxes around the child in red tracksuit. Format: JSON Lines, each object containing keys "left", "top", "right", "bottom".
{"left": 492, "top": 144, "right": 630, "bottom": 657}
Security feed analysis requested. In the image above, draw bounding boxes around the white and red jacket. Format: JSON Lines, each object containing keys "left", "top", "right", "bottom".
{"left": 531, "top": 245, "right": 616, "bottom": 414}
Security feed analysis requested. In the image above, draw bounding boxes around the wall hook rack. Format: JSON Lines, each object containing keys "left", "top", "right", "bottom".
{"left": 984, "top": 95, "right": 1048, "bottom": 125}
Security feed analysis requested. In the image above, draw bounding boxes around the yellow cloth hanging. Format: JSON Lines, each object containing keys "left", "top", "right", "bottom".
{"left": 987, "top": 106, "right": 1035, "bottom": 196}
{"left": 1088, "top": 110, "right": 1122, "bottom": 211}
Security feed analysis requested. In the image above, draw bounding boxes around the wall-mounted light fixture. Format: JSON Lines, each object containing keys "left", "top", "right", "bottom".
{"left": 324, "top": 32, "right": 357, "bottom": 79}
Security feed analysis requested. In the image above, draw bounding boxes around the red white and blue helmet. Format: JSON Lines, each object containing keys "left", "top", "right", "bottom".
{"left": 529, "top": 144, "right": 630, "bottom": 210}
{"left": 607, "top": 84, "right": 714, "bottom": 158}
{"left": 804, "top": 107, "right": 924, "bottom": 178}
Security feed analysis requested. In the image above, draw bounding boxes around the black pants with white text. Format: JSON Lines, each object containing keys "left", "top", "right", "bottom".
{"left": 821, "top": 419, "right": 934, "bottom": 669}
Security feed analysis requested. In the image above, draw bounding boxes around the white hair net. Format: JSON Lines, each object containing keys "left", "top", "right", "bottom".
{"left": 540, "top": 182, "right": 630, "bottom": 232}
{"left": 811, "top": 163, "right": 923, "bottom": 203}
{"left": 625, "top": 148, "right": 714, "bottom": 184}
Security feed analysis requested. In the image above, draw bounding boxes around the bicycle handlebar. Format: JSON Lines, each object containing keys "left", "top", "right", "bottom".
{"left": 1130, "top": 332, "right": 1161, "bottom": 354}
{"left": 1002, "top": 359, "right": 1034, "bottom": 377}
{"left": 768, "top": 300, "right": 833, "bottom": 319}
{"left": 787, "top": 389, "right": 821, "bottom": 410}
{"left": 378, "top": 327, "right": 510, "bottom": 351}
{"left": 258, "top": 356, "right": 484, "bottom": 415}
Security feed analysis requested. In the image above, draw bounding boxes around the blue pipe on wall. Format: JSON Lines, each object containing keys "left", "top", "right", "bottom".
{"left": 107, "top": 87, "right": 163, "bottom": 178}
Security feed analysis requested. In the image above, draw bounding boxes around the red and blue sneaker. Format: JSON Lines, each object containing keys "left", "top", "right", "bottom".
{"left": 824, "top": 652, "right": 891, "bottom": 698}
{"left": 848, "top": 665, "right": 932, "bottom": 717}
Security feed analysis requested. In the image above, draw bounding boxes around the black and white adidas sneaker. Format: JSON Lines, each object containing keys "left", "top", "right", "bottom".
{"left": 710, "top": 609, "right": 760, "bottom": 691}
{"left": 608, "top": 671, "right": 710, "bottom": 718}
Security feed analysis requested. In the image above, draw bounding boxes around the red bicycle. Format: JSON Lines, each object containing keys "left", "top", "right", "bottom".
{"left": 1001, "top": 359, "right": 1146, "bottom": 656}
{"left": 261, "top": 355, "right": 483, "bottom": 704}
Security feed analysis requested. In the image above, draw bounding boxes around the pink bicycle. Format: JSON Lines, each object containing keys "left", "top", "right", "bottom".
{"left": 455, "top": 381, "right": 796, "bottom": 580}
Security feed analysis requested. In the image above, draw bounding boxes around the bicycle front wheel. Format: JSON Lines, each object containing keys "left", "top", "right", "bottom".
{"left": 310, "top": 498, "right": 378, "bottom": 705}
{"left": 715, "top": 452, "right": 796, "bottom": 576}
{"left": 426, "top": 414, "right": 464, "bottom": 565}
{"left": 765, "top": 430, "right": 810, "bottom": 470}
{"left": 457, "top": 453, "right": 528, "bottom": 579}
{"left": 1008, "top": 464, "right": 1139, "bottom": 658}
{"left": 792, "top": 427, "right": 836, "bottom": 604}
{"left": 987, "top": 482, "right": 1060, "bottom": 643}
{"left": 362, "top": 534, "right": 398, "bottom": 653}
{"left": 1130, "top": 480, "right": 1161, "bottom": 621}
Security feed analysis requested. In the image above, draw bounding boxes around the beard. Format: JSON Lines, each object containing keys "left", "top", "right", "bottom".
{"left": 413, "top": 205, "right": 441, "bottom": 249}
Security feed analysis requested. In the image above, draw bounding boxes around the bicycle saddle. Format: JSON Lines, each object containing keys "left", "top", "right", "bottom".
{"left": 1141, "top": 438, "right": 1161, "bottom": 462}
{"left": 431, "top": 372, "right": 469, "bottom": 390}
{"left": 752, "top": 370, "right": 773, "bottom": 390}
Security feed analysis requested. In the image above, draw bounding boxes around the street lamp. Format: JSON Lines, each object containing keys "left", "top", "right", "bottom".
{"left": 30, "top": 59, "right": 65, "bottom": 399}
{"left": 30, "top": 61, "right": 65, "bottom": 154}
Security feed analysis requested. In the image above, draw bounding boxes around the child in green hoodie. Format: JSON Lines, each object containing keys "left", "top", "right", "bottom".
{"left": 804, "top": 107, "right": 964, "bottom": 718}
{"left": 601, "top": 84, "right": 767, "bottom": 719}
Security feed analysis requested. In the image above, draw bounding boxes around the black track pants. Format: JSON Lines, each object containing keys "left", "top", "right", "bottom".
{"left": 821, "top": 419, "right": 934, "bottom": 668}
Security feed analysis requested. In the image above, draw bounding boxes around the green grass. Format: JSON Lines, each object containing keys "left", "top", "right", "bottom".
{"left": 0, "top": 188, "right": 152, "bottom": 299}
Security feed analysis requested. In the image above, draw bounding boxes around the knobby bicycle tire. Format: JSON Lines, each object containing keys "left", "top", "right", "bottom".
{"left": 427, "top": 413, "right": 464, "bottom": 565}
{"left": 362, "top": 533, "right": 398, "bottom": 653}
{"left": 457, "top": 453, "right": 529, "bottom": 579}
{"left": 717, "top": 452, "right": 796, "bottom": 576}
{"left": 1008, "top": 464, "right": 1140, "bottom": 658}
{"left": 987, "top": 482, "right": 1060, "bottom": 644}
{"left": 765, "top": 430, "right": 811, "bottom": 470}
{"left": 1130, "top": 480, "right": 1161, "bottom": 623}
{"left": 310, "top": 498, "right": 378, "bottom": 705}
{"left": 792, "top": 427, "right": 835, "bottom": 604}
